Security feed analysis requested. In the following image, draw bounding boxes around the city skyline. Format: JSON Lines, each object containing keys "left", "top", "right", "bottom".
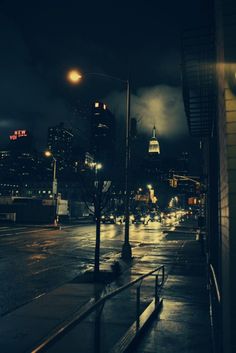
{"left": 0, "top": 102, "right": 198, "bottom": 164}
{"left": 0, "top": 0, "right": 208, "bottom": 157}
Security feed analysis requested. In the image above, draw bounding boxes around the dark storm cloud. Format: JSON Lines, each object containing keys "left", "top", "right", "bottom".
{"left": 0, "top": 14, "right": 73, "bottom": 147}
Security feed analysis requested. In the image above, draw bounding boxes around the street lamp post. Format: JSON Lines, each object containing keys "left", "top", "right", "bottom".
{"left": 147, "top": 184, "right": 153, "bottom": 205}
{"left": 122, "top": 79, "right": 132, "bottom": 261}
{"left": 93, "top": 162, "right": 102, "bottom": 278}
{"left": 67, "top": 69, "right": 132, "bottom": 261}
{"left": 45, "top": 151, "right": 58, "bottom": 226}
{"left": 52, "top": 157, "right": 57, "bottom": 196}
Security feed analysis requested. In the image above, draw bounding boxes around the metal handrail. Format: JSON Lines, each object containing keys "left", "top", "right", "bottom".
{"left": 208, "top": 263, "right": 221, "bottom": 353}
{"left": 209, "top": 263, "right": 221, "bottom": 303}
{"left": 31, "top": 265, "right": 165, "bottom": 353}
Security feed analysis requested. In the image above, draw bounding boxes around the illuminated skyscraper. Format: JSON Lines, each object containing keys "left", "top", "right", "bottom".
{"left": 148, "top": 126, "right": 160, "bottom": 155}
{"left": 141, "top": 126, "right": 161, "bottom": 184}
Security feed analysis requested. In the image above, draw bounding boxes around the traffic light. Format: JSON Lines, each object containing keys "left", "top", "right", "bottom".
{"left": 196, "top": 182, "right": 201, "bottom": 193}
{"left": 169, "top": 178, "right": 178, "bottom": 187}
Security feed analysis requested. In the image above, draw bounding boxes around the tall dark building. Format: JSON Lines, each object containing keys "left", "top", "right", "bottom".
{"left": 91, "top": 102, "right": 116, "bottom": 169}
{"left": 176, "top": 152, "right": 189, "bottom": 176}
{"left": 0, "top": 130, "right": 38, "bottom": 188}
{"left": 9, "top": 129, "right": 33, "bottom": 153}
{"left": 47, "top": 123, "right": 73, "bottom": 161}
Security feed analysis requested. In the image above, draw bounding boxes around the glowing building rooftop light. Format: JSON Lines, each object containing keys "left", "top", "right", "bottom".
{"left": 148, "top": 126, "right": 160, "bottom": 154}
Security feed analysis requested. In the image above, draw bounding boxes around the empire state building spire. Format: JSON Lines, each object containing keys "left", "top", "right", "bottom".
{"left": 152, "top": 126, "right": 157, "bottom": 138}
{"left": 148, "top": 126, "right": 160, "bottom": 154}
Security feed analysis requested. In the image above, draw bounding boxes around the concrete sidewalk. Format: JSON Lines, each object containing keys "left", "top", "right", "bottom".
{"left": 0, "top": 219, "right": 212, "bottom": 353}
{"left": 135, "top": 229, "right": 212, "bottom": 353}
{"left": 0, "top": 261, "right": 115, "bottom": 353}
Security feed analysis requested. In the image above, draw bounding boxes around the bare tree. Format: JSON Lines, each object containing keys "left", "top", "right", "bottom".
{"left": 78, "top": 165, "right": 113, "bottom": 280}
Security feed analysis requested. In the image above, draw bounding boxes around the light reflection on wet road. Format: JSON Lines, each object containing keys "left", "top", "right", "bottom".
{"left": 0, "top": 222, "right": 166, "bottom": 315}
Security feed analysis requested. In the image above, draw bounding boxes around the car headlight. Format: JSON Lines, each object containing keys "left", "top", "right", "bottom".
{"left": 154, "top": 216, "right": 158, "bottom": 220}
{"left": 101, "top": 216, "right": 105, "bottom": 219}
{"left": 110, "top": 215, "right": 114, "bottom": 219}
{"left": 141, "top": 217, "right": 144, "bottom": 221}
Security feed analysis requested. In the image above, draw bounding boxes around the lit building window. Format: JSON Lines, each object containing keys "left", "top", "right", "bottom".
{"left": 98, "top": 123, "right": 109, "bottom": 129}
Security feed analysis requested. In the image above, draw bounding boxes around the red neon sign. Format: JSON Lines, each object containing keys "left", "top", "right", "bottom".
{"left": 9, "top": 130, "right": 28, "bottom": 140}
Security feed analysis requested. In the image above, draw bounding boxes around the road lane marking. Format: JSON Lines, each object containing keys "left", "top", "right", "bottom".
{"left": 0, "top": 227, "right": 10, "bottom": 232}
{"left": 0, "top": 228, "right": 53, "bottom": 237}
{"left": 0, "top": 226, "right": 28, "bottom": 232}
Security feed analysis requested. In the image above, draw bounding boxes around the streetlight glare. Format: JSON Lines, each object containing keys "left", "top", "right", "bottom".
{"left": 67, "top": 69, "right": 82, "bottom": 84}
{"left": 45, "top": 150, "right": 52, "bottom": 157}
{"left": 96, "top": 163, "right": 103, "bottom": 170}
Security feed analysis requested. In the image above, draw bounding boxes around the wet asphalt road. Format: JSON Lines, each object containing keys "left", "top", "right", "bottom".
{"left": 0, "top": 221, "right": 166, "bottom": 316}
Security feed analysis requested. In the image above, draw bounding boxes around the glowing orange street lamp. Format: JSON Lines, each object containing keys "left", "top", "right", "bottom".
{"left": 67, "top": 69, "right": 82, "bottom": 84}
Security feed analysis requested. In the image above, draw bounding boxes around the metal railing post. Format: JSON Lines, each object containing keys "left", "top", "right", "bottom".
{"left": 155, "top": 274, "right": 159, "bottom": 306}
{"left": 162, "top": 266, "right": 165, "bottom": 285}
{"left": 94, "top": 301, "right": 105, "bottom": 353}
{"left": 30, "top": 265, "right": 165, "bottom": 353}
{"left": 136, "top": 286, "right": 141, "bottom": 330}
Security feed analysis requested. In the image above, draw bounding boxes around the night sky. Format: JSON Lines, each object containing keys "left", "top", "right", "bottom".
{"left": 0, "top": 0, "right": 207, "bottom": 162}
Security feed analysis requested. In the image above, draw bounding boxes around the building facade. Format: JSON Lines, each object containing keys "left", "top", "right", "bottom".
{"left": 182, "top": 1, "right": 236, "bottom": 352}
{"left": 47, "top": 122, "right": 74, "bottom": 161}
{"left": 91, "top": 102, "right": 116, "bottom": 174}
